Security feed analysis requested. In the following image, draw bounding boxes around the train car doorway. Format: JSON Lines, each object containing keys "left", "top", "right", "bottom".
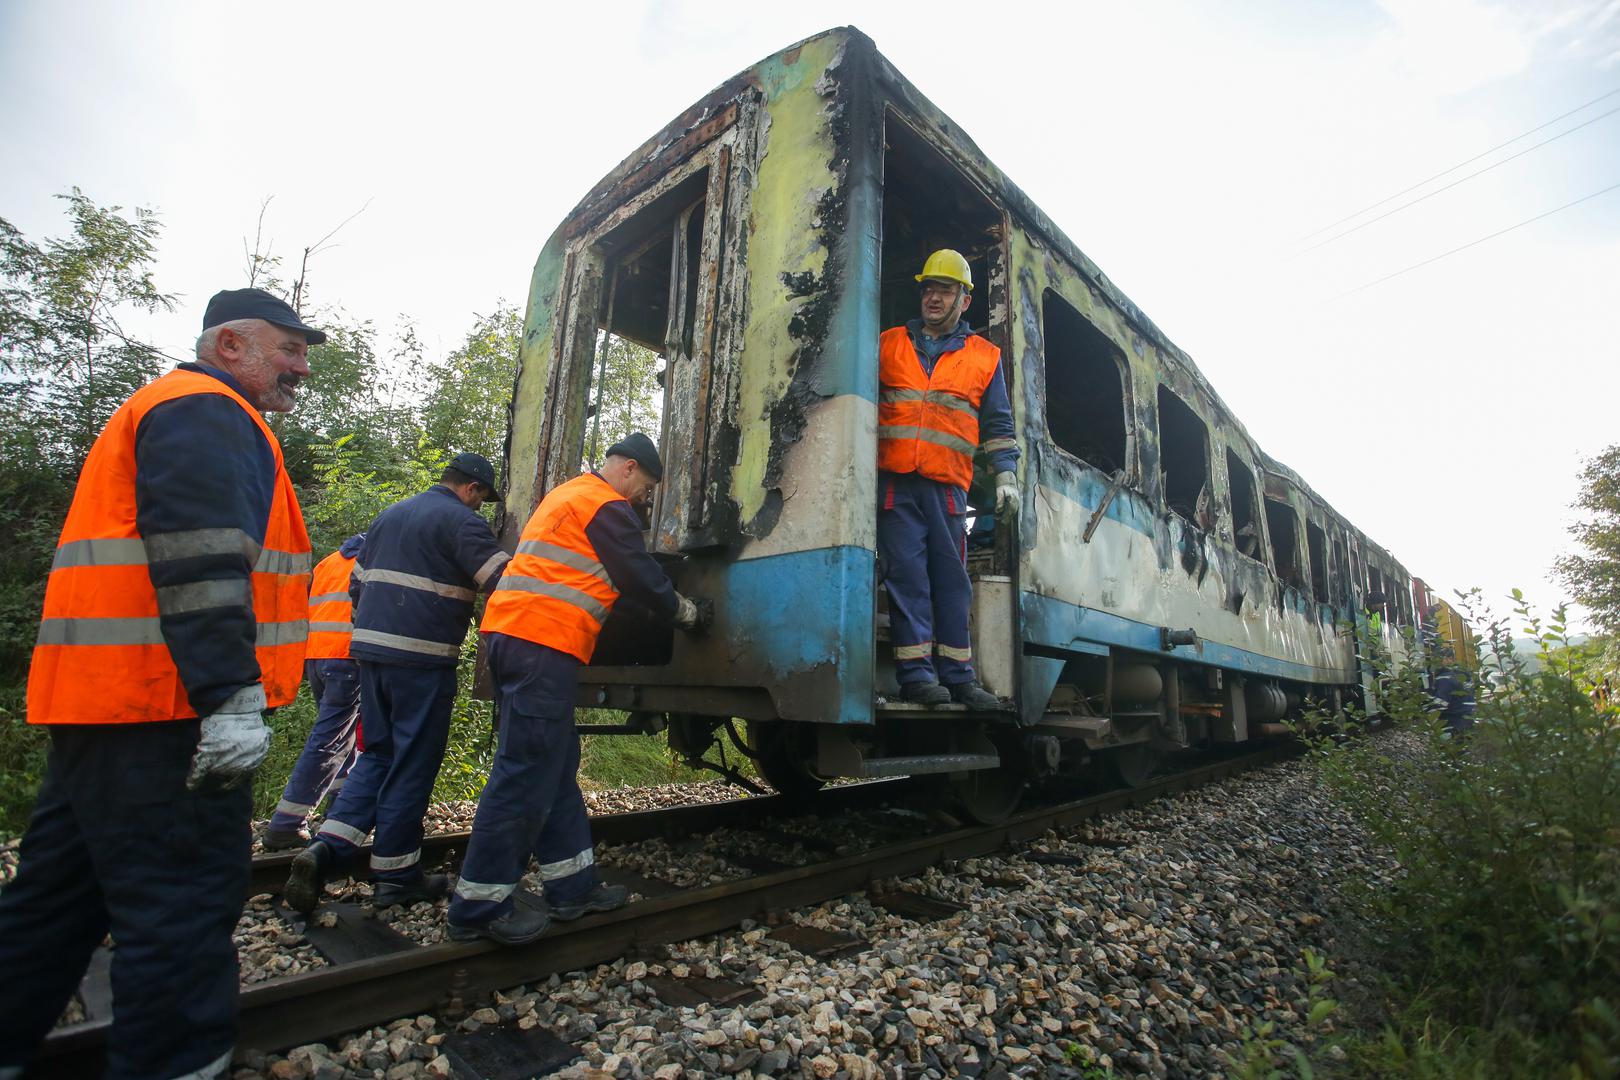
{"left": 875, "top": 111, "right": 1013, "bottom": 699}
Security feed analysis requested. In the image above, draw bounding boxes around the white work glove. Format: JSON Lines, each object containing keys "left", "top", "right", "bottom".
{"left": 187, "top": 684, "right": 271, "bottom": 791}
{"left": 994, "top": 471, "right": 1019, "bottom": 515}
{"left": 673, "top": 592, "right": 714, "bottom": 634}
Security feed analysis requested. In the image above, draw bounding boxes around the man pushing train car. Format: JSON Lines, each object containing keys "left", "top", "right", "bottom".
{"left": 285, "top": 452, "right": 509, "bottom": 912}
{"left": 446, "top": 433, "right": 712, "bottom": 945}
{"left": 0, "top": 288, "right": 322, "bottom": 1079}
{"left": 877, "top": 249, "right": 1019, "bottom": 708}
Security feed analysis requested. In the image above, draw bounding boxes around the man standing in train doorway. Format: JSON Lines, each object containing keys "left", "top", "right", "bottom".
{"left": 877, "top": 249, "right": 1019, "bottom": 708}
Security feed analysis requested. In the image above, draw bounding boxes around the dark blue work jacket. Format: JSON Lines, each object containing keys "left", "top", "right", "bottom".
{"left": 349, "top": 485, "right": 510, "bottom": 666}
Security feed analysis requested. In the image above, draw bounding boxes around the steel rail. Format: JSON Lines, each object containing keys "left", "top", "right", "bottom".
{"left": 247, "top": 779, "right": 912, "bottom": 895}
{"left": 36, "top": 742, "right": 1298, "bottom": 1075}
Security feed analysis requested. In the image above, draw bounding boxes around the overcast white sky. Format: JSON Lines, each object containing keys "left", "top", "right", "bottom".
{"left": 3, "top": 0, "right": 1617, "bottom": 628}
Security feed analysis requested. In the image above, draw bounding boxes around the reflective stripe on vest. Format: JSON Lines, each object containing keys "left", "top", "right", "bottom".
{"left": 26, "top": 368, "right": 311, "bottom": 725}
{"left": 480, "top": 472, "right": 625, "bottom": 663}
{"left": 875, "top": 327, "right": 1002, "bottom": 490}
{"left": 305, "top": 549, "right": 359, "bottom": 659}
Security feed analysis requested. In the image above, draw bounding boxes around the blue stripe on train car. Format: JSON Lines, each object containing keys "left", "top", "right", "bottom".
{"left": 1020, "top": 591, "right": 1354, "bottom": 686}
{"left": 725, "top": 545, "right": 876, "bottom": 726}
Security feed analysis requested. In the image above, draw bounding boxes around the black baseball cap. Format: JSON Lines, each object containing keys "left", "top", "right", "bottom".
{"left": 202, "top": 288, "right": 328, "bottom": 345}
{"left": 604, "top": 432, "right": 663, "bottom": 481}
{"left": 447, "top": 451, "right": 501, "bottom": 501}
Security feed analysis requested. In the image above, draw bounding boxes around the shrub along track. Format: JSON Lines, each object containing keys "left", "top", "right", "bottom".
{"left": 34, "top": 741, "right": 1298, "bottom": 1076}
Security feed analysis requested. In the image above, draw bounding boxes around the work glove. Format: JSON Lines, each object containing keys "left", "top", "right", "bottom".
{"left": 187, "top": 684, "right": 271, "bottom": 791}
{"left": 674, "top": 592, "right": 715, "bottom": 635}
{"left": 994, "top": 471, "right": 1019, "bottom": 515}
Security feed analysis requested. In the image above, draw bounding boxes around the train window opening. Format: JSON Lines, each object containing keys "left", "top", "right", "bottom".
{"left": 579, "top": 173, "right": 710, "bottom": 470}
{"left": 1393, "top": 576, "right": 1411, "bottom": 626}
{"left": 1367, "top": 565, "right": 1386, "bottom": 616}
{"left": 1265, "top": 499, "right": 1303, "bottom": 590}
{"left": 1332, "top": 535, "right": 1349, "bottom": 605}
{"left": 1042, "top": 289, "right": 1128, "bottom": 475}
{"left": 1226, "top": 449, "right": 1262, "bottom": 561}
{"left": 879, "top": 112, "right": 1003, "bottom": 346}
{"left": 1157, "top": 386, "right": 1210, "bottom": 527}
{"left": 1306, "top": 520, "right": 1329, "bottom": 604}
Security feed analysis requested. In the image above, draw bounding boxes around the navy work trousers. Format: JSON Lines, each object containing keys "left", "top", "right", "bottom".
{"left": 448, "top": 633, "right": 597, "bottom": 926}
{"left": 269, "top": 658, "right": 361, "bottom": 831}
{"left": 316, "top": 661, "right": 456, "bottom": 884}
{"left": 877, "top": 470, "right": 976, "bottom": 686}
{"left": 0, "top": 721, "right": 249, "bottom": 1079}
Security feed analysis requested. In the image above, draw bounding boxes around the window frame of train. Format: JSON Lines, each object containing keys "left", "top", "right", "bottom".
{"left": 1331, "top": 531, "right": 1350, "bottom": 607}
{"left": 538, "top": 114, "right": 750, "bottom": 554}
{"left": 1040, "top": 288, "right": 1132, "bottom": 479}
{"left": 1265, "top": 495, "right": 1305, "bottom": 593}
{"left": 1155, "top": 384, "right": 1211, "bottom": 528}
{"left": 1305, "top": 518, "right": 1330, "bottom": 605}
{"left": 1226, "top": 447, "right": 1265, "bottom": 566}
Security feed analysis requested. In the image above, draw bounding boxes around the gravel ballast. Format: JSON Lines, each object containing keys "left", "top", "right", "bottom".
{"left": 222, "top": 736, "right": 1401, "bottom": 1079}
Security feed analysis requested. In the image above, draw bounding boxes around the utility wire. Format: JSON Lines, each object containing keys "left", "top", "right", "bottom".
{"left": 1300, "top": 85, "right": 1620, "bottom": 241}
{"left": 1299, "top": 103, "right": 1620, "bottom": 254}
{"left": 1329, "top": 178, "right": 1620, "bottom": 300}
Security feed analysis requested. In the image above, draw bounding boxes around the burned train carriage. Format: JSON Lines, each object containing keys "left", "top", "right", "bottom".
{"left": 499, "top": 27, "right": 1422, "bottom": 819}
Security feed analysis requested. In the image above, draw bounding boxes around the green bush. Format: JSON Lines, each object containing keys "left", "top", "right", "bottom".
{"left": 1306, "top": 593, "right": 1620, "bottom": 1078}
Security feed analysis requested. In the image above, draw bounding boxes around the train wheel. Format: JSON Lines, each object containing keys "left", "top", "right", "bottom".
{"left": 747, "top": 721, "right": 826, "bottom": 802}
{"left": 1100, "top": 743, "right": 1159, "bottom": 788}
{"left": 950, "top": 764, "right": 1026, "bottom": 825}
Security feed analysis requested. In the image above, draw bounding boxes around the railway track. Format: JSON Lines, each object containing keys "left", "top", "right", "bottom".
{"left": 245, "top": 779, "right": 912, "bottom": 897}
{"left": 34, "top": 741, "right": 1298, "bottom": 1078}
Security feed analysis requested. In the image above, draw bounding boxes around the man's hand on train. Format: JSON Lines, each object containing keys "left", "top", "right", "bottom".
{"left": 674, "top": 593, "right": 715, "bottom": 635}
{"left": 994, "top": 471, "right": 1019, "bottom": 514}
{"left": 187, "top": 684, "right": 272, "bottom": 791}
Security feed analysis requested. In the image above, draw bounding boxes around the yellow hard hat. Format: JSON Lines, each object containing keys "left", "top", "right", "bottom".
{"left": 914, "top": 249, "right": 973, "bottom": 292}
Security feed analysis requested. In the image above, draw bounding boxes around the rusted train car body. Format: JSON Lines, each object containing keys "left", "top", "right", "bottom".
{"left": 501, "top": 27, "right": 1422, "bottom": 802}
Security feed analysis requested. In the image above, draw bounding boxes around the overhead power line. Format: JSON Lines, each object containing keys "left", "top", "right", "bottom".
{"left": 1300, "top": 103, "right": 1620, "bottom": 254}
{"left": 1300, "top": 85, "right": 1620, "bottom": 241}
{"left": 1329, "top": 178, "right": 1620, "bottom": 300}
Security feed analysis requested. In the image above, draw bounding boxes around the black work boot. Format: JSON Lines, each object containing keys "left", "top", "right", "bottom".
{"left": 261, "top": 825, "right": 310, "bottom": 851}
{"left": 448, "top": 904, "right": 551, "bottom": 946}
{"left": 285, "top": 840, "right": 335, "bottom": 914}
{"left": 372, "top": 873, "right": 451, "bottom": 908}
{"left": 899, "top": 680, "right": 951, "bottom": 706}
{"left": 549, "top": 882, "right": 630, "bottom": 922}
{"left": 948, "top": 681, "right": 1001, "bottom": 709}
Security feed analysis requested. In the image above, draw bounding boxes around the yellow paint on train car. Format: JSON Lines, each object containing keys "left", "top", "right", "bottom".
{"left": 505, "top": 246, "right": 567, "bottom": 518}
{"left": 730, "top": 34, "right": 843, "bottom": 526}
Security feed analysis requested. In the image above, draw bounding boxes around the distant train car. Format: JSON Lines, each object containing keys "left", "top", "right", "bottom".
{"left": 498, "top": 27, "right": 1434, "bottom": 819}
{"left": 1414, "top": 578, "right": 1480, "bottom": 730}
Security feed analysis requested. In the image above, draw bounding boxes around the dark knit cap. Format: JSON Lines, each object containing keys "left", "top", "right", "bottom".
{"left": 604, "top": 432, "right": 663, "bottom": 481}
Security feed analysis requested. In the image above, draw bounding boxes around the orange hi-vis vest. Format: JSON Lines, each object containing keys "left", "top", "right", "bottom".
{"left": 27, "top": 368, "right": 311, "bottom": 725}
{"left": 481, "top": 472, "right": 625, "bottom": 663}
{"left": 305, "top": 548, "right": 359, "bottom": 659}
{"left": 876, "top": 326, "right": 1002, "bottom": 490}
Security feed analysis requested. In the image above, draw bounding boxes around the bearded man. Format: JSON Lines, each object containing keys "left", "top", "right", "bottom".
{"left": 0, "top": 288, "right": 322, "bottom": 1079}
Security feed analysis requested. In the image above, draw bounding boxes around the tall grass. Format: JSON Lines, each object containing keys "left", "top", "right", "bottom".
{"left": 1305, "top": 594, "right": 1620, "bottom": 1078}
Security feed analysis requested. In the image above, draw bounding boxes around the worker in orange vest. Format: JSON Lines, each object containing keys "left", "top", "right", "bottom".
{"left": 262, "top": 533, "right": 367, "bottom": 849}
{"left": 0, "top": 288, "right": 320, "bottom": 1080}
{"left": 446, "top": 433, "right": 711, "bottom": 945}
{"left": 877, "top": 250, "right": 1019, "bottom": 709}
